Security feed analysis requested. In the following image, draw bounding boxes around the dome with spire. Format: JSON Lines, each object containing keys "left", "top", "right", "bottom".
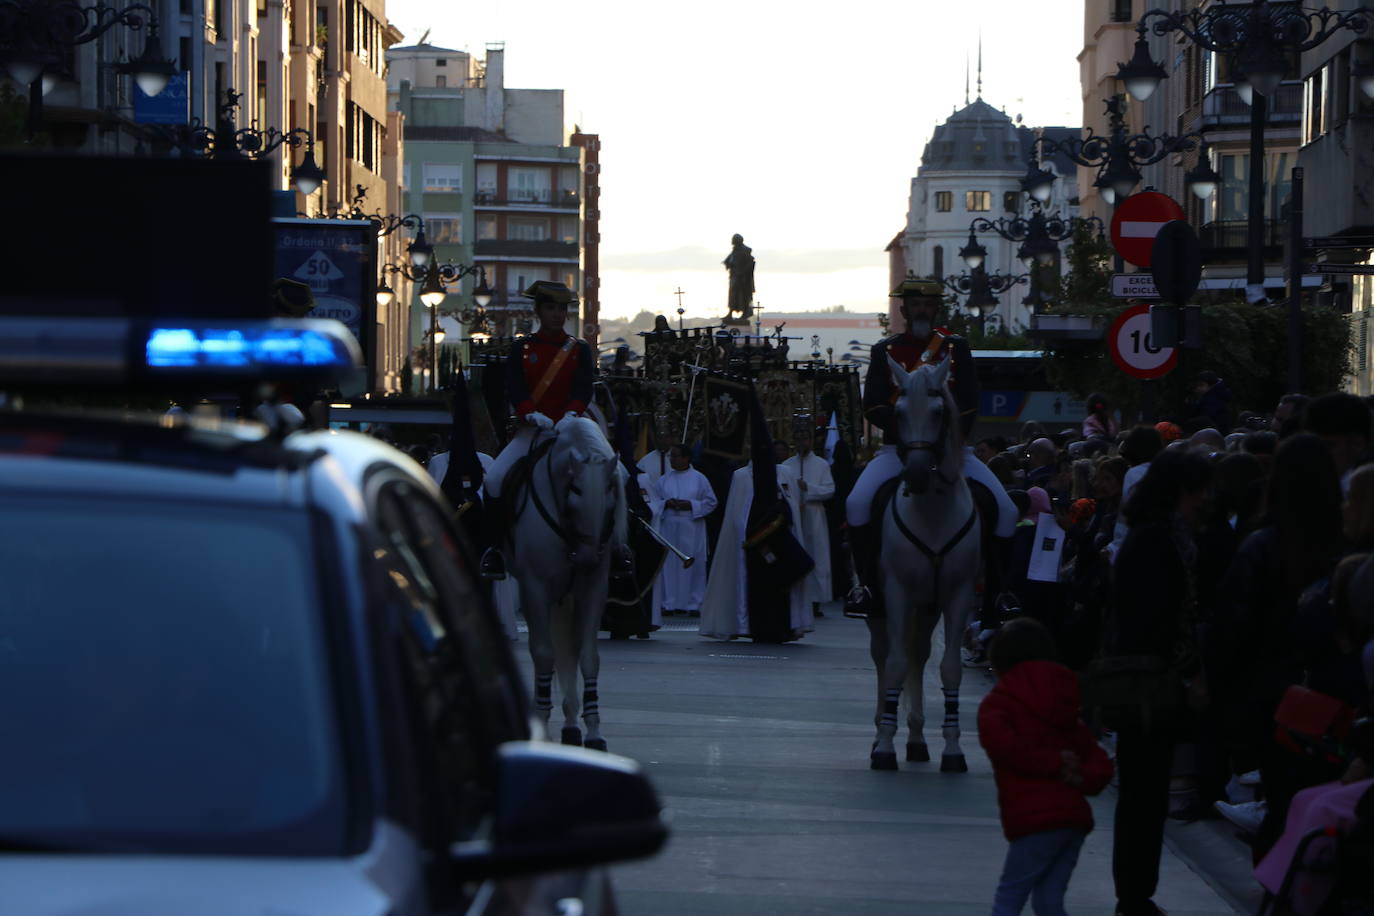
{"left": 918, "top": 97, "right": 1026, "bottom": 175}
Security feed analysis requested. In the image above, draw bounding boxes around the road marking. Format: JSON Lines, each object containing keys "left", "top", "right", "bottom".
{"left": 710, "top": 653, "right": 787, "bottom": 660}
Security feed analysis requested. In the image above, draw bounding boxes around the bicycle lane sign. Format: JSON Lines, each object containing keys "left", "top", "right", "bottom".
{"left": 1108, "top": 302, "right": 1177, "bottom": 380}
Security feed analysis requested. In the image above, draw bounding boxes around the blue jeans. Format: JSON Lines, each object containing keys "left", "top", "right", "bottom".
{"left": 991, "top": 828, "right": 1086, "bottom": 915}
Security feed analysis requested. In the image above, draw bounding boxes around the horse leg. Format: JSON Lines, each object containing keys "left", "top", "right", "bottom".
{"left": 871, "top": 584, "right": 907, "bottom": 771}
{"left": 905, "top": 603, "right": 938, "bottom": 763}
{"left": 522, "top": 587, "right": 556, "bottom": 734}
{"left": 578, "top": 572, "right": 608, "bottom": 752}
{"left": 938, "top": 583, "right": 977, "bottom": 773}
{"left": 551, "top": 594, "right": 583, "bottom": 747}
{"left": 865, "top": 616, "right": 889, "bottom": 731}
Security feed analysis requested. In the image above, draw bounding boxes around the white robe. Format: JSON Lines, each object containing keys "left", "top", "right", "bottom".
{"left": 699, "top": 463, "right": 813, "bottom": 640}
{"left": 635, "top": 449, "right": 672, "bottom": 498}
{"left": 782, "top": 452, "right": 835, "bottom": 607}
{"left": 647, "top": 467, "right": 717, "bottom": 623}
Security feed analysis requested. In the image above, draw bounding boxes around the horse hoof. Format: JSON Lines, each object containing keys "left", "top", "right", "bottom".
{"left": 560, "top": 727, "right": 583, "bottom": 747}
{"left": 940, "top": 754, "right": 969, "bottom": 773}
{"left": 584, "top": 737, "right": 608, "bottom": 752}
{"left": 870, "top": 752, "right": 898, "bottom": 771}
{"left": 906, "top": 743, "right": 930, "bottom": 763}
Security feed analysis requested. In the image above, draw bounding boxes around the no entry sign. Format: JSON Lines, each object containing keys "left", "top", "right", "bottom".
{"left": 1108, "top": 302, "right": 1177, "bottom": 379}
{"left": 1110, "top": 192, "right": 1186, "bottom": 268}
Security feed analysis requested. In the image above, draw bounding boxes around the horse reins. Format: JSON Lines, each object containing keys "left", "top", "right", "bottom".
{"left": 889, "top": 498, "right": 978, "bottom": 611}
{"left": 526, "top": 430, "right": 615, "bottom": 559}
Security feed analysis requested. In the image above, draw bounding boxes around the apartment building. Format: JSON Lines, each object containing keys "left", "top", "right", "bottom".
{"left": 386, "top": 42, "right": 596, "bottom": 349}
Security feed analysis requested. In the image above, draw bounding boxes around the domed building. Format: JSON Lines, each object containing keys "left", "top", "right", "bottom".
{"left": 888, "top": 95, "right": 1080, "bottom": 334}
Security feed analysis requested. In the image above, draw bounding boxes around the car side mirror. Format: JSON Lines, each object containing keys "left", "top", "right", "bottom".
{"left": 450, "top": 741, "right": 668, "bottom": 878}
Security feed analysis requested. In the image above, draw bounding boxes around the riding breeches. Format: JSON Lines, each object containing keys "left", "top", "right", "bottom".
{"left": 845, "top": 444, "right": 1017, "bottom": 538}
{"left": 484, "top": 426, "right": 548, "bottom": 498}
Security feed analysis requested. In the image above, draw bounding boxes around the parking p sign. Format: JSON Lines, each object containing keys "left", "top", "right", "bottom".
{"left": 1107, "top": 302, "right": 1177, "bottom": 380}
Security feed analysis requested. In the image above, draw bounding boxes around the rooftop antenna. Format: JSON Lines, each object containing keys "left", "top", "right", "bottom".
{"left": 418, "top": 27, "right": 431, "bottom": 45}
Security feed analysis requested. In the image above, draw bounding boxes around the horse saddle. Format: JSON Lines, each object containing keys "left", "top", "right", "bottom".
{"left": 500, "top": 437, "right": 557, "bottom": 529}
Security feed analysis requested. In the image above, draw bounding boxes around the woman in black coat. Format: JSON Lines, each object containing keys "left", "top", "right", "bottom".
{"left": 1105, "top": 449, "right": 1213, "bottom": 916}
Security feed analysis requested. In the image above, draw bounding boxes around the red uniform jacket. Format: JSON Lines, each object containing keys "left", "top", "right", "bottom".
{"left": 506, "top": 329, "right": 594, "bottom": 420}
{"left": 862, "top": 329, "right": 979, "bottom": 443}
{"left": 977, "top": 660, "right": 1114, "bottom": 840}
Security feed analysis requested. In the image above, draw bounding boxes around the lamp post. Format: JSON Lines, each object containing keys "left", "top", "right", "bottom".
{"left": 385, "top": 259, "right": 493, "bottom": 393}
{"left": 1117, "top": 2, "right": 1374, "bottom": 298}
{"left": 961, "top": 208, "right": 1105, "bottom": 316}
{"left": 151, "top": 89, "right": 324, "bottom": 195}
{"left": 0, "top": 0, "right": 176, "bottom": 130}
{"left": 941, "top": 267, "right": 1029, "bottom": 336}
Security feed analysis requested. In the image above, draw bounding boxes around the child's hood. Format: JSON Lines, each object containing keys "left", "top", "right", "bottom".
{"left": 995, "top": 659, "right": 1082, "bottom": 729}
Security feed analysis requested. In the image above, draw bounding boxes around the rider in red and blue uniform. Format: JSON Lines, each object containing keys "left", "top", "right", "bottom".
{"left": 844, "top": 276, "right": 1017, "bottom": 616}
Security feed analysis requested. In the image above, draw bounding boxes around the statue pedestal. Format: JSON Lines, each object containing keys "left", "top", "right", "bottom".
{"left": 721, "top": 316, "right": 751, "bottom": 328}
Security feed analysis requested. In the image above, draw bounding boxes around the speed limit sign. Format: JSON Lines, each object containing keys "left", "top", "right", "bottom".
{"left": 1108, "top": 302, "right": 1177, "bottom": 379}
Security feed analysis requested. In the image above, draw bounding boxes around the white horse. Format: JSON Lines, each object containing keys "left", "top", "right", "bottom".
{"left": 508, "top": 416, "right": 627, "bottom": 751}
{"left": 870, "top": 356, "right": 981, "bottom": 773}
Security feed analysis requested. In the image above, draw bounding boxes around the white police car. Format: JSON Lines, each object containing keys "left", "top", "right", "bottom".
{"left": 0, "top": 318, "right": 666, "bottom": 915}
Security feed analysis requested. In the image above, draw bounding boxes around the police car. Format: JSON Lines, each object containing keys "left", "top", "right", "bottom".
{"left": 0, "top": 318, "right": 666, "bottom": 915}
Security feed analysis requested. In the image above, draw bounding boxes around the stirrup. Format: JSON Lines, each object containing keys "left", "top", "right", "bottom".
{"left": 843, "top": 584, "right": 873, "bottom": 619}
{"left": 479, "top": 547, "right": 508, "bottom": 581}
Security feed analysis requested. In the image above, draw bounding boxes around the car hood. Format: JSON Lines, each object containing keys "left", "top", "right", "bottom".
{"left": 0, "top": 855, "right": 394, "bottom": 916}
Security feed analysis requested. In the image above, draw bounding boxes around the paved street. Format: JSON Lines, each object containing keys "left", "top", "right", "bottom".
{"left": 517, "top": 611, "right": 1260, "bottom": 915}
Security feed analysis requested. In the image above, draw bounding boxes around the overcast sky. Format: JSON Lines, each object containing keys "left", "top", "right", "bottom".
{"left": 385, "top": 0, "right": 1086, "bottom": 321}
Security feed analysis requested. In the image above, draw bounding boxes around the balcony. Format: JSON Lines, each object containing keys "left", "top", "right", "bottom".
{"left": 473, "top": 189, "right": 580, "bottom": 210}
{"left": 474, "top": 239, "right": 579, "bottom": 259}
{"left": 1199, "top": 219, "right": 1285, "bottom": 261}
{"left": 1200, "top": 83, "right": 1301, "bottom": 128}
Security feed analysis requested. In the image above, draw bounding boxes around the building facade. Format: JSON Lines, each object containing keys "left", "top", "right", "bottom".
{"left": 386, "top": 42, "right": 594, "bottom": 355}
{"left": 894, "top": 96, "right": 1080, "bottom": 334}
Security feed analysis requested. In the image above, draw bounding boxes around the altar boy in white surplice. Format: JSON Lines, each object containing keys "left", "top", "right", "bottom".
{"left": 647, "top": 444, "right": 717, "bottom": 624}
{"left": 782, "top": 430, "right": 835, "bottom": 613}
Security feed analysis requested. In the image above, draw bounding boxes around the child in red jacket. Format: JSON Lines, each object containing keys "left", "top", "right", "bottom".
{"left": 979, "top": 617, "right": 1114, "bottom": 915}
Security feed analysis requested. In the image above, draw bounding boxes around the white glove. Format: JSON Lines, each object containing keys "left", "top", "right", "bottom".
{"left": 527, "top": 411, "right": 554, "bottom": 431}
{"left": 563, "top": 411, "right": 579, "bottom": 421}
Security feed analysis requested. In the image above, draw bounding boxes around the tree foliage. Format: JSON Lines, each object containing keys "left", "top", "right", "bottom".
{"left": 1039, "top": 223, "right": 1353, "bottom": 421}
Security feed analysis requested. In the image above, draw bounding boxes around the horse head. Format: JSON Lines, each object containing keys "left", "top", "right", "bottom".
{"left": 555, "top": 417, "right": 621, "bottom": 570}
{"left": 887, "top": 355, "right": 957, "bottom": 495}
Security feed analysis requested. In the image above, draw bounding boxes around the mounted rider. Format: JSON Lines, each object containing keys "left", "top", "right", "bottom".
{"left": 481, "top": 280, "right": 629, "bottom": 580}
{"left": 844, "top": 276, "right": 1018, "bottom": 616}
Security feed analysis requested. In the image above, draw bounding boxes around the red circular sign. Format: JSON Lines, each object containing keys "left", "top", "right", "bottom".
{"left": 1109, "top": 191, "right": 1187, "bottom": 268}
{"left": 1108, "top": 302, "right": 1178, "bottom": 380}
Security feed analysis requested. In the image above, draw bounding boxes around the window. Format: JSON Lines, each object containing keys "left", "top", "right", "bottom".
{"left": 436, "top": 58, "right": 447, "bottom": 67}
{"left": 966, "top": 191, "right": 992, "bottom": 212}
{"left": 509, "top": 167, "right": 551, "bottom": 203}
{"left": 1218, "top": 152, "right": 1294, "bottom": 222}
{"left": 507, "top": 218, "right": 549, "bottom": 241}
{"left": 556, "top": 216, "right": 578, "bottom": 243}
{"left": 1004, "top": 191, "right": 1021, "bottom": 213}
{"left": 935, "top": 191, "right": 952, "bottom": 212}
{"left": 1109, "top": 0, "right": 1132, "bottom": 23}
{"left": 435, "top": 75, "right": 446, "bottom": 88}
{"left": 423, "top": 164, "right": 462, "bottom": 192}
{"left": 476, "top": 214, "right": 498, "bottom": 241}
{"left": 426, "top": 216, "right": 461, "bottom": 244}
{"left": 1305, "top": 66, "right": 1326, "bottom": 144}
{"left": 932, "top": 245, "right": 944, "bottom": 279}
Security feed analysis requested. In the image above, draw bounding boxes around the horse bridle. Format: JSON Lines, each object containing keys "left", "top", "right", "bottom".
{"left": 896, "top": 386, "right": 958, "bottom": 486}
{"left": 526, "top": 431, "right": 616, "bottom": 560}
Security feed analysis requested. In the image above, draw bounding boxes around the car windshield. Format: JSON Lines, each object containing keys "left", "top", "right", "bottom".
{"left": 0, "top": 494, "right": 351, "bottom": 856}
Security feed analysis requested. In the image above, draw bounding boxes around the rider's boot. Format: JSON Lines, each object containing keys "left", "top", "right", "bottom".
{"left": 982, "top": 534, "right": 1016, "bottom": 627}
{"left": 478, "top": 492, "right": 508, "bottom": 581}
{"left": 843, "top": 523, "right": 879, "bottom": 619}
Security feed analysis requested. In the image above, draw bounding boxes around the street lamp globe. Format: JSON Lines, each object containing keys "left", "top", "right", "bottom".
{"left": 408, "top": 228, "right": 433, "bottom": 268}
{"left": 6, "top": 58, "right": 42, "bottom": 87}
{"left": 1185, "top": 152, "right": 1222, "bottom": 200}
{"left": 959, "top": 230, "right": 988, "bottom": 269}
{"left": 1116, "top": 34, "right": 1168, "bottom": 102}
{"left": 433, "top": 326, "right": 447, "bottom": 344}
{"left": 419, "top": 268, "right": 446, "bottom": 308}
{"left": 376, "top": 281, "right": 395, "bottom": 307}
{"left": 473, "top": 274, "right": 493, "bottom": 307}
{"left": 1020, "top": 160, "right": 1056, "bottom": 204}
{"left": 292, "top": 148, "right": 324, "bottom": 196}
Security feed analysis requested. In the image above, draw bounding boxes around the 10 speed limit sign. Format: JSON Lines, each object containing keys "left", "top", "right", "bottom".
{"left": 1108, "top": 302, "right": 1178, "bottom": 379}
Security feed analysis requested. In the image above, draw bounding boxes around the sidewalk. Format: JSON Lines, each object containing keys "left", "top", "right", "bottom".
{"left": 518, "top": 612, "right": 1249, "bottom": 914}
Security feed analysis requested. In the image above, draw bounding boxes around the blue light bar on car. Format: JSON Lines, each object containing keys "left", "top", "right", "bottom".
{"left": 146, "top": 321, "right": 360, "bottom": 371}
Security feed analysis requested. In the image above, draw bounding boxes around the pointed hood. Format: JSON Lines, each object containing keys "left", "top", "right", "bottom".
{"left": 440, "top": 370, "right": 483, "bottom": 506}
{"left": 746, "top": 381, "right": 778, "bottom": 530}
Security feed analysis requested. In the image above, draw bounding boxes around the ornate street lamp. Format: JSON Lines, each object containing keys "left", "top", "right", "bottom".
{"left": 941, "top": 267, "right": 1029, "bottom": 334}
{"left": 1023, "top": 96, "right": 1221, "bottom": 206}
{"left": 0, "top": 0, "right": 176, "bottom": 97}
{"left": 150, "top": 89, "right": 324, "bottom": 195}
{"left": 385, "top": 259, "right": 493, "bottom": 392}
{"left": 1118, "top": 2, "right": 1374, "bottom": 294}
{"left": 963, "top": 205, "right": 1105, "bottom": 314}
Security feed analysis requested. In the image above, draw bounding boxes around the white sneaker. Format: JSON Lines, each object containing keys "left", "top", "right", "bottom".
{"left": 1214, "top": 799, "right": 1266, "bottom": 834}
